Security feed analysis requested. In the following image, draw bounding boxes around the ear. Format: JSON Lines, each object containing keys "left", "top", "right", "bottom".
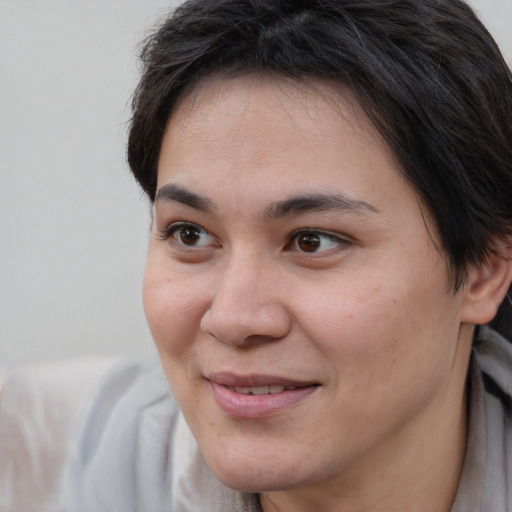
{"left": 460, "top": 247, "right": 512, "bottom": 325}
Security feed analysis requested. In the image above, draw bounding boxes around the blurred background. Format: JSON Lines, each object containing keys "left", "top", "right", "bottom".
{"left": 1, "top": 0, "right": 511, "bottom": 365}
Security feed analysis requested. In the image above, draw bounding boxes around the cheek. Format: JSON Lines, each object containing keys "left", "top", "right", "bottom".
{"left": 294, "top": 279, "right": 461, "bottom": 447}
{"left": 295, "top": 264, "right": 456, "bottom": 385}
{"left": 142, "top": 259, "right": 207, "bottom": 358}
{"left": 298, "top": 286, "right": 402, "bottom": 373}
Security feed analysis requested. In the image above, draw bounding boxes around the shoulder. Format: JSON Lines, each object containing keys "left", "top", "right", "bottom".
{"left": 60, "top": 359, "right": 179, "bottom": 511}
{"left": 471, "top": 327, "right": 512, "bottom": 509}
{"left": 449, "top": 328, "right": 512, "bottom": 511}
{"left": 474, "top": 326, "right": 512, "bottom": 406}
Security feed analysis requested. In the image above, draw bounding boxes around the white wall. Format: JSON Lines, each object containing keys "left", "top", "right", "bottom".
{"left": 0, "top": 0, "right": 178, "bottom": 365}
{"left": 1, "top": 0, "right": 511, "bottom": 365}
{"left": 469, "top": 0, "right": 512, "bottom": 63}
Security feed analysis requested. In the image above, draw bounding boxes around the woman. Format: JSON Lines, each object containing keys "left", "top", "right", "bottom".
{"left": 61, "top": 0, "right": 512, "bottom": 510}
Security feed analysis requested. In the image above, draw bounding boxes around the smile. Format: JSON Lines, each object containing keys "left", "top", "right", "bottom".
{"left": 226, "top": 385, "right": 299, "bottom": 395}
{"left": 208, "top": 375, "right": 319, "bottom": 418}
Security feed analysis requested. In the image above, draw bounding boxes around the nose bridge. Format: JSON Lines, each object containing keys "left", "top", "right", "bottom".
{"left": 200, "top": 248, "right": 291, "bottom": 345}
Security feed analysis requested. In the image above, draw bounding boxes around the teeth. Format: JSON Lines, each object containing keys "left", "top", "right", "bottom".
{"left": 269, "top": 385, "right": 286, "bottom": 394}
{"left": 250, "top": 386, "right": 268, "bottom": 395}
{"left": 231, "top": 385, "right": 290, "bottom": 395}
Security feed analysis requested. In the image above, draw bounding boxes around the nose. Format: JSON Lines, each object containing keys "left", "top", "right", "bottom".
{"left": 200, "top": 255, "right": 292, "bottom": 347}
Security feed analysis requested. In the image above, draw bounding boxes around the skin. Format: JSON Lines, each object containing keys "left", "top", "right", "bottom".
{"left": 143, "top": 75, "right": 504, "bottom": 511}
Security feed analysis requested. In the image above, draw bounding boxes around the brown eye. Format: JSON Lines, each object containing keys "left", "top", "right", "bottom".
{"left": 179, "top": 226, "right": 202, "bottom": 246}
{"left": 163, "top": 222, "right": 217, "bottom": 248}
{"left": 289, "top": 229, "right": 347, "bottom": 254}
{"left": 297, "top": 233, "right": 321, "bottom": 252}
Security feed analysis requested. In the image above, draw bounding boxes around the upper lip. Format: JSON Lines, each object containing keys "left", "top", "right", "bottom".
{"left": 206, "top": 371, "right": 319, "bottom": 388}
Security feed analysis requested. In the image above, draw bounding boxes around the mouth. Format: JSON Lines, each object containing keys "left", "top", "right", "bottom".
{"left": 225, "top": 384, "right": 303, "bottom": 395}
{"left": 207, "top": 373, "right": 320, "bottom": 418}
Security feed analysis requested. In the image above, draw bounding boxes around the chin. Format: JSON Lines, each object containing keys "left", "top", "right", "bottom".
{"left": 212, "top": 466, "right": 296, "bottom": 494}
{"left": 203, "top": 445, "right": 310, "bottom": 494}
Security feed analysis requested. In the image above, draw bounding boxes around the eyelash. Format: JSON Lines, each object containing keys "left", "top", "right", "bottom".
{"left": 158, "top": 222, "right": 217, "bottom": 248}
{"left": 157, "top": 222, "right": 350, "bottom": 255}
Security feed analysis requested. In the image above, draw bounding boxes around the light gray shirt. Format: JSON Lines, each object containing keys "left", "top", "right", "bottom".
{"left": 61, "top": 327, "right": 512, "bottom": 511}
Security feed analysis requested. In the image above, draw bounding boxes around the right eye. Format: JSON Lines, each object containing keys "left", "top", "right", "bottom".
{"left": 160, "top": 222, "right": 218, "bottom": 248}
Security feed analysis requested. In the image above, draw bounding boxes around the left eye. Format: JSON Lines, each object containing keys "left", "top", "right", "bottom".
{"left": 288, "top": 230, "right": 345, "bottom": 253}
{"left": 166, "top": 223, "right": 216, "bottom": 247}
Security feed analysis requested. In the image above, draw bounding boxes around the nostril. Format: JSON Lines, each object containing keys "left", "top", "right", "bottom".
{"left": 199, "top": 299, "right": 292, "bottom": 347}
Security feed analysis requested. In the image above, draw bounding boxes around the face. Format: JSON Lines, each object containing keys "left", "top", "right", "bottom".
{"left": 144, "top": 76, "right": 473, "bottom": 498}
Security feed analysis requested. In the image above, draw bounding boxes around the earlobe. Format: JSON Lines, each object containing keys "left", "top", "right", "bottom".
{"left": 460, "top": 249, "right": 512, "bottom": 325}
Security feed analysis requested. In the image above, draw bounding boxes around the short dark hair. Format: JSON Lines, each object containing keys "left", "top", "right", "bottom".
{"left": 127, "top": 0, "right": 512, "bottom": 330}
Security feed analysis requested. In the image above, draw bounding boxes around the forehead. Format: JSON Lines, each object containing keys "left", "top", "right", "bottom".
{"left": 167, "top": 74, "right": 376, "bottom": 146}
{"left": 159, "top": 74, "right": 398, "bottom": 189}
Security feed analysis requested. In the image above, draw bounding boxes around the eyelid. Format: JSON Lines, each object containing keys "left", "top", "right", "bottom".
{"left": 157, "top": 221, "right": 219, "bottom": 248}
{"left": 289, "top": 227, "right": 350, "bottom": 242}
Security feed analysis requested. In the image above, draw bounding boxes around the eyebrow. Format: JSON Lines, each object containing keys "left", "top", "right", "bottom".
{"left": 155, "top": 184, "right": 216, "bottom": 213}
{"left": 264, "top": 193, "right": 379, "bottom": 220}
{"left": 155, "top": 184, "right": 378, "bottom": 219}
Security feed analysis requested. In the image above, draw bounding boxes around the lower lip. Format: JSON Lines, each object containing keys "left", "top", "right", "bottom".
{"left": 209, "top": 381, "right": 318, "bottom": 419}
